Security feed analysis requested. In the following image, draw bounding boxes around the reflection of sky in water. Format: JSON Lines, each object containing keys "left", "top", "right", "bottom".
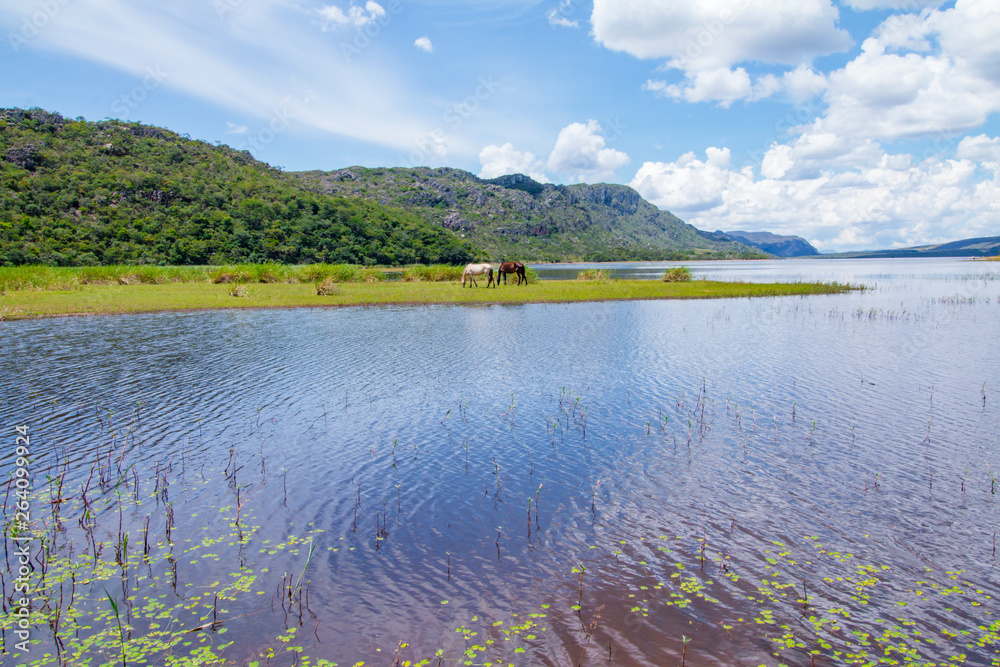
{"left": 534, "top": 256, "right": 1000, "bottom": 286}
{"left": 2, "top": 258, "right": 999, "bottom": 665}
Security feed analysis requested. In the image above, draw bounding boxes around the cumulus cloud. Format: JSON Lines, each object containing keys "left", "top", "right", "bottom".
{"left": 956, "top": 135, "right": 1000, "bottom": 163}
{"left": 591, "top": 0, "right": 851, "bottom": 72}
{"left": 478, "top": 120, "right": 630, "bottom": 184}
{"left": 813, "top": 1, "right": 1000, "bottom": 140}
{"left": 645, "top": 67, "right": 784, "bottom": 107}
{"left": 478, "top": 143, "right": 550, "bottom": 182}
{"left": 590, "top": 0, "right": 850, "bottom": 105}
{"left": 782, "top": 65, "right": 828, "bottom": 101}
{"left": 631, "top": 147, "right": 734, "bottom": 213}
{"left": 318, "top": 1, "right": 386, "bottom": 29}
{"left": 414, "top": 36, "right": 433, "bottom": 52}
{"left": 546, "top": 120, "right": 630, "bottom": 182}
{"left": 759, "top": 130, "right": 884, "bottom": 180}
{"left": 630, "top": 145, "right": 999, "bottom": 252}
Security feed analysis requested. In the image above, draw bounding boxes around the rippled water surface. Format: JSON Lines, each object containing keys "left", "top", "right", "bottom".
{"left": 2, "top": 258, "right": 999, "bottom": 665}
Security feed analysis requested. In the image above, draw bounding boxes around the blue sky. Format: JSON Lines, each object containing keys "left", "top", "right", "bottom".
{"left": 2, "top": 0, "right": 998, "bottom": 252}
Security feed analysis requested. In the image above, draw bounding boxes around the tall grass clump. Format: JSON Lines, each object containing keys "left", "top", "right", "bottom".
{"left": 302, "top": 264, "right": 386, "bottom": 283}
{"left": 0, "top": 265, "right": 65, "bottom": 291}
{"left": 209, "top": 262, "right": 298, "bottom": 284}
{"left": 0, "top": 265, "right": 211, "bottom": 291}
{"left": 662, "top": 266, "right": 692, "bottom": 282}
{"left": 77, "top": 265, "right": 208, "bottom": 285}
{"left": 315, "top": 277, "right": 342, "bottom": 295}
{"left": 577, "top": 269, "right": 611, "bottom": 282}
{"left": 403, "top": 264, "right": 464, "bottom": 282}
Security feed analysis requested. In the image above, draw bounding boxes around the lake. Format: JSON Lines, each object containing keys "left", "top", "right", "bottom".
{"left": 2, "top": 258, "right": 999, "bottom": 666}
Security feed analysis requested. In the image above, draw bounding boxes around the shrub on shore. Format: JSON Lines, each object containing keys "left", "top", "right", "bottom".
{"left": 662, "top": 266, "right": 692, "bottom": 282}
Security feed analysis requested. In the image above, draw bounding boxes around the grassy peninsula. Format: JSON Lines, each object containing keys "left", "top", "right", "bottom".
{"left": 0, "top": 263, "right": 857, "bottom": 320}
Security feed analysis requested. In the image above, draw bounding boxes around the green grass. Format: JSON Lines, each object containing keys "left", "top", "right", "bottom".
{"left": 0, "top": 270, "right": 859, "bottom": 320}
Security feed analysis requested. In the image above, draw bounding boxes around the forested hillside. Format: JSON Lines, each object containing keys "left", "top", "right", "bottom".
{"left": 0, "top": 108, "right": 477, "bottom": 266}
{"left": 295, "top": 168, "right": 764, "bottom": 262}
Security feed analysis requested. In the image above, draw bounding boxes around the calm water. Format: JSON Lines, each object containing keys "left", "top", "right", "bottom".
{"left": 2, "top": 258, "right": 999, "bottom": 666}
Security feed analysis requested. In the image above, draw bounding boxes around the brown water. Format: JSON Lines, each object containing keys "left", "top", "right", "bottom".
{"left": 2, "top": 258, "right": 999, "bottom": 666}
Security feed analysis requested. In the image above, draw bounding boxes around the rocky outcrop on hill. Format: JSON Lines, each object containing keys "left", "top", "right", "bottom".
{"left": 294, "top": 167, "right": 763, "bottom": 261}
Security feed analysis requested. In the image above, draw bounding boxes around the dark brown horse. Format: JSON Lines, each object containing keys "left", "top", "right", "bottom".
{"left": 497, "top": 261, "right": 526, "bottom": 286}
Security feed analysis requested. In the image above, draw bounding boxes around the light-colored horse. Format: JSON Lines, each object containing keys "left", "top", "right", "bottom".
{"left": 461, "top": 263, "right": 495, "bottom": 288}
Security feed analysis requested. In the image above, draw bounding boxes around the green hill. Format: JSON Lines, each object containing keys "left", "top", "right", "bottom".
{"left": 0, "top": 108, "right": 477, "bottom": 266}
{"left": 1, "top": 108, "right": 761, "bottom": 267}
{"left": 293, "top": 168, "right": 763, "bottom": 262}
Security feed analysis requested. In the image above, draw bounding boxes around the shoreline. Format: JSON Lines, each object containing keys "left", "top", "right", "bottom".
{"left": 1, "top": 279, "right": 858, "bottom": 321}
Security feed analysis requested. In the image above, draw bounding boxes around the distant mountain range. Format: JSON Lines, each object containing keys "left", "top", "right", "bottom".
{"left": 820, "top": 236, "right": 1000, "bottom": 259}
{"left": 719, "top": 231, "right": 1000, "bottom": 259}
{"left": 722, "top": 230, "right": 820, "bottom": 257}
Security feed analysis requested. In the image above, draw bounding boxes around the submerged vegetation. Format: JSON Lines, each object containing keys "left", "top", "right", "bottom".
{"left": 3, "top": 390, "right": 998, "bottom": 666}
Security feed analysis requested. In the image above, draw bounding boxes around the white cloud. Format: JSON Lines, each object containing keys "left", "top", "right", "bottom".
{"left": 760, "top": 130, "right": 884, "bottom": 180}
{"left": 546, "top": 120, "right": 630, "bottom": 182}
{"left": 591, "top": 0, "right": 850, "bottom": 105}
{"left": 0, "top": 0, "right": 432, "bottom": 151}
{"left": 956, "top": 135, "right": 1000, "bottom": 163}
{"left": 646, "top": 68, "right": 751, "bottom": 108}
{"left": 646, "top": 67, "right": 782, "bottom": 108}
{"left": 478, "top": 120, "right": 631, "bottom": 184}
{"left": 813, "top": 1, "right": 1000, "bottom": 140}
{"left": 630, "top": 145, "right": 998, "bottom": 252}
{"left": 782, "top": 65, "right": 828, "bottom": 101}
{"left": 590, "top": 0, "right": 851, "bottom": 72}
{"left": 631, "top": 147, "right": 734, "bottom": 212}
{"left": 414, "top": 36, "right": 433, "bottom": 53}
{"left": 225, "top": 121, "right": 249, "bottom": 135}
{"left": 318, "top": 1, "right": 386, "bottom": 30}
{"left": 478, "top": 143, "right": 550, "bottom": 182}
